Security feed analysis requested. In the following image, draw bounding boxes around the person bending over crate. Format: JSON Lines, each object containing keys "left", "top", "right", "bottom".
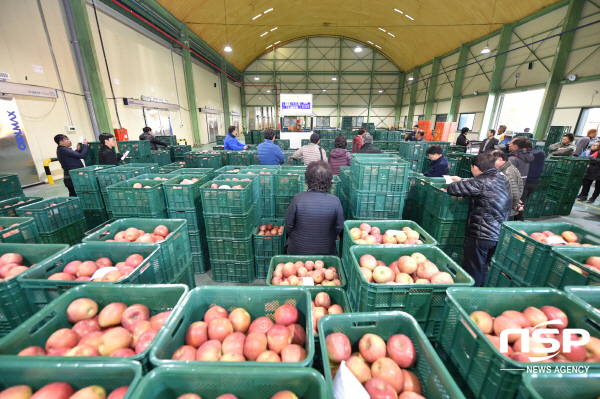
{"left": 447, "top": 153, "right": 512, "bottom": 286}
{"left": 224, "top": 126, "right": 248, "bottom": 151}
{"left": 139, "top": 127, "right": 169, "bottom": 151}
{"left": 55, "top": 134, "right": 88, "bottom": 197}
{"left": 285, "top": 161, "right": 344, "bottom": 256}
{"left": 423, "top": 145, "right": 449, "bottom": 177}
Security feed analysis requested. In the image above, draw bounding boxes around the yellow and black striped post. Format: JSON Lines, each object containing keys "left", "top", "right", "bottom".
{"left": 43, "top": 157, "right": 58, "bottom": 184}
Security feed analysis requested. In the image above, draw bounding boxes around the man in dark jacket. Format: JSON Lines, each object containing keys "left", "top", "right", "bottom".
{"left": 448, "top": 153, "right": 512, "bottom": 286}
{"left": 98, "top": 133, "right": 125, "bottom": 166}
{"left": 456, "top": 127, "right": 470, "bottom": 147}
{"left": 423, "top": 145, "right": 449, "bottom": 177}
{"left": 514, "top": 140, "right": 546, "bottom": 220}
{"left": 257, "top": 129, "right": 285, "bottom": 165}
{"left": 577, "top": 142, "right": 600, "bottom": 203}
{"left": 479, "top": 129, "right": 498, "bottom": 153}
{"left": 358, "top": 134, "right": 382, "bottom": 153}
{"left": 508, "top": 137, "right": 535, "bottom": 185}
{"left": 54, "top": 134, "right": 89, "bottom": 197}
{"left": 139, "top": 127, "right": 168, "bottom": 151}
{"left": 415, "top": 130, "right": 426, "bottom": 141}
{"left": 405, "top": 125, "right": 419, "bottom": 141}
{"left": 285, "top": 161, "right": 344, "bottom": 255}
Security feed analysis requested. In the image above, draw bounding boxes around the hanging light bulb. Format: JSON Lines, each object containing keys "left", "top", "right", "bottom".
{"left": 332, "top": 76, "right": 337, "bottom": 81}
{"left": 408, "top": 75, "right": 414, "bottom": 81}
{"left": 224, "top": 45, "right": 232, "bottom": 52}
{"left": 481, "top": 44, "right": 490, "bottom": 54}
{"left": 354, "top": 45, "right": 362, "bottom": 53}
{"left": 254, "top": 76, "right": 259, "bottom": 81}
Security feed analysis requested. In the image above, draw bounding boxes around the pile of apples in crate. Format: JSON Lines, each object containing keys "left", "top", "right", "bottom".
{"left": 270, "top": 260, "right": 341, "bottom": 286}
{"left": 358, "top": 253, "right": 454, "bottom": 285}
{"left": 209, "top": 183, "right": 244, "bottom": 189}
{"left": 0, "top": 383, "right": 130, "bottom": 399}
{"left": 177, "top": 391, "right": 298, "bottom": 399}
{"left": 0, "top": 253, "right": 31, "bottom": 281}
{"left": 105, "top": 225, "right": 170, "bottom": 244}
{"left": 18, "top": 298, "right": 171, "bottom": 357}
{"left": 257, "top": 223, "right": 284, "bottom": 236}
{"left": 45, "top": 254, "right": 146, "bottom": 282}
{"left": 138, "top": 177, "right": 172, "bottom": 181}
{"left": 312, "top": 292, "right": 344, "bottom": 334}
{"left": 470, "top": 305, "right": 600, "bottom": 362}
{"left": 350, "top": 224, "right": 423, "bottom": 245}
{"left": 325, "top": 332, "right": 424, "bottom": 399}
{"left": 2, "top": 199, "right": 30, "bottom": 209}
{"left": 518, "top": 229, "right": 590, "bottom": 245}
{"left": 171, "top": 303, "right": 307, "bottom": 363}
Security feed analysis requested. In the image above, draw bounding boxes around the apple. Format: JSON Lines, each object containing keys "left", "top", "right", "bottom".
{"left": 79, "top": 331, "right": 103, "bottom": 349}
{"left": 30, "top": 382, "right": 74, "bottom": 399}
{"left": 360, "top": 255, "right": 378, "bottom": 271}
{"left": 196, "top": 340, "right": 222, "bottom": 361}
{"left": 540, "top": 306, "right": 568, "bottom": 330}
{"left": 63, "top": 261, "right": 82, "bottom": 275}
{"left": 501, "top": 310, "right": 531, "bottom": 328}
{"left": 69, "top": 385, "right": 105, "bottom": 399}
{"left": 149, "top": 311, "right": 171, "bottom": 329}
{"left": 67, "top": 298, "right": 98, "bottom": 323}
{"left": 397, "top": 256, "right": 417, "bottom": 274}
{"left": 18, "top": 346, "right": 46, "bottom": 356}
{"left": 123, "top": 228, "right": 140, "bottom": 241}
{"left": 46, "top": 329, "right": 79, "bottom": 353}
{"left": 345, "top": 354, "right": 372, "bottom": 384}
{"left": 0, "top": 385, "right": 33, "bottom": 399}
{"left": 121, "top": 304, "right": 150, "bottom": 330}
{"left": 98, "top": 302, "right": 128, "bottom": 328}
{"left": 486, "top": 334, "right": 513, "bottom": 357}
{"left": 402, "top": 370, "right": 422, "bottom": 395}
{"left": 373, "top": 266, "right": 394, "bottom": 283}
{"left": 243, "top": 332, "right": 268, "bottom": 361}
{"left": 274, "top": 304, "right": 299, "bottom": 326}
{"left": 387, "top": 334, "right": 415, "bottom": 368}
{"left": 585, "top": 336, "right": 600, "bottom": 357}
{"left": 493, "top": 316, "right": 521, "bottom": 343}
{"left": 410, "top": 253, "right": 426, "bottom": 265}
{"left": 360, "top": 267, "right": 373, "bottom": 282}
{"left": 248, "top": 317, "right": 273, "bottom": 334}
{"left": 99, "top": 327, "right": 132, "bottom": 356}
{"left": 107, "top": 387, "right": 129, "bottom": 399}
{"left": 557, "top": 331, "right": 587, "bottom": 362}
{"left": 398, "top": 393, "right": 425, "bottom": 399}
{"left": 204, "top": 306, "right": 229, "bottom": 324}
{"left": 372, "top": 357, "right": 404, "bottom": 393}
{"left": 125, "top": 254, "right": 144, "bottom": 268}
{"left": 48, "top": 272, "right": 75, "bottom": 281}
{"left": 382, "top": 235, "right": 397, "bottom": 245}
{"left": 101, "top": 271, "right": 125, "bottom": 282}
{"left": 269, "top": 391, "right": 298, "bottom": 399}
{"left": 96, "top": 257, "right": 112, "bottom": 268}
{"left": 110, "top": 348, "right": 136, "bottom": 357}
{"left": 267, "top": 324, "right": 291, "bottom": 354}
{"left": 134, "top": 328, "right": 158, "bottom": 354}
{"left": 416, "top": 261, "right": 439, "bottom": 280}
{"left": 281, "top": 344, "right": 307, "bottom": 362}
{"left": 0, "top": 253, "right": 22, "bottom": 267}
{"left": 395, "top": 232, "right": 407, "bottom": 244}
{"left": 522, "top": 307, "right": 548, "bottom": 328}
{"left": 561, "top": 231, "right": 578, "bottom": 243}
{"left": 65, "top": 344, "right": 100, "bottom": 357}
{"left": 208, "top": 318, "right": 234, "bottom": 342}
{"left": 395, "top": 273, "right": 413, "bottom": 284}
{"left": 186, "top": 321, "right": 209, "bottom": 348}
{"left": 228, "top": 308, "right": 251, "bottom": 333}
{"left": 364, "top": 377, "right": 398, "bottom": 399}
{"left": 222, "top": 332, "right": 246, "bottom": 356}
{"left": 359, "top": 223, "right": 371, "bottom": 233}
{"left": 359, "top": 333, "right": 387, "bottom": 363}
{"left": 172, "top": 345, "right": 198, "bottom": 361}
{"left": 470, "top": 311, "right": 494, "bottom": 334}
{"left": 72, "top": 318, "right": 101, "bottom": 338}
{"left": 430, "top": 272, "right": 454, "bottom": 284}
{"left": 325, "top": 332, "right": 351, "bottom": 363}
{"left": 256, "top": 350, "right": 281, "bottom": 362}
{"left": 328, "top": 304, "right": 343, "bottom": 314}
{"left": 513, "top": 336, "right": 549, "bottom": 357}
{"left": 288, "top": 324, "right": 306, "bottom": 346}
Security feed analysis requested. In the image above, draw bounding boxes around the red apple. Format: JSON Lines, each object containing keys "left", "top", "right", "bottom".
{"left": 523, "top": 307, "right": 548, "bottom": 328}
{"left": 222, "top": 332, "right": 246, "bottom": 356}
{"left": 494, "top": 316, "right": 521, "bottom": 343}
{"left": 30, "top": 382, "right": 74, "bottom": 399}
{"left": 244, "top": 332, "right": 268, "bottom": 361}
{"left": 540, "top": 306, "right": 568, "bottom": 331}
{"left": 470, "top": 311, "right": 494, "bottom": 334}
{"left": 402, "top": 370, "right": 422, "bottom": 395}
{"left": 345, "top": 354, "right": 372, "bottom": 384}
{"left": 248, "top": 316, "right": 273, "bottom": 334}
{"left": 18, "top": 346, "right": 46, "bottom": 356}
{"left": 185, "top": 321, "right": 208, "bottom": 348}
{"left": 196, "top": 340, "right": 222, "bottom": 361}
{"left": 149, "top": 311, "right": 171, "bottom": 329}
{"left": 134, "top": 328, "right": 157, "bottom": 354}
{"left": 208, "top": 318, "right": 234, "bottom": 342}
{"left": 359, "top": 333, "right": 387, "bottom": 363}
{"left": 287, "top": 324, "right": 306, "bottom": 346}
{"left": 387, "top": 334, "right": 416, "bottom": 368}
{"left": 67, "top": 298, "right": 98, "bottom": 323}
{"left": 172, "top": 345, "right": 197, "bottom": 361}
{"left": 325, "top": 332, "right": 351, "bottom": 363}
{"left": 274, "top": 304, "right": 299, "bottom": 326}
{"left": 372, "top": 357, "right": 404, "bottom": 393}
{"left": 121, "top": 304, "right": 150, "bottom": 331}
{"left": 46, "top": 329, "right": 79, "bottom": 352}
{"left": 501, "top": 310, "right": 531, "bottom": 328}
{"left": 267, "top": 324, "right": 291, "bottom": 354}
{"left": 98, "top": 302, "right": 128, "bottom": 328}
{"left": 107, "top": 387, "right": 129, "bottom": 399}
{"left": 256, "top": 350, "right": 281, "bottom": 362}
{"left": 281, "top": 344, "right": 307, "bottom": 362}
{"left": 364, "top": 377, "right": 398, "bottom": 399}
{"left": 204, "top": 306, "right": 229, "bottom": 324}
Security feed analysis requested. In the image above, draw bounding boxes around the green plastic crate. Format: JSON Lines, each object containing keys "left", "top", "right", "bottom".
{"left": 217, "top": 150, "right": 230, "bottom": 166}
{"left": 281, "top": 150, "right": 298, "bottom": 165}
{"left": 0, "top": 243, "right": 67, "bottom": 337}
{"left": 186, "top": 152, "right": 222, "bottom": 169}
{"left": 253, "top": 218, "right": 286, "bottom": 261}
{"left": 258, "top": 195, "right": 275, "bottom": 217}
{"left": 424, "top": 182, "right": 470, "bottom": 220}
{"left": 299, "top": 174, "right": 340, "bottom": 196}
{"left": 226, "top": 150, "right": 255, "bottom": 166}
{"left": 149, "top": 286, "right": 313, "bottom": 368}
{"left": 438, "top": 242, "right": 465, "bottom": 264}
{"left": 173, "top": 168, "right": 215, "bottom": 179}
{"left": 70, "top": 165, "right": 116, "bottom": 192}
{"left": 274, "top": 139, "right": 290, "bottom": 150}
{"left": 267, "top": 255, "right": 345, "bottom": 288}
{"left": 398, "top": 141, "right": 429, "bottom": 159}
{"left": 216, "top": 135, "right": 225, "bottom": 145}
{"left": 347, "top": 245, "right": 475, "bottom": 338}
{"left": 210, "top": 258, "right": 255, "bottom": 282}
{"left": 244, "top": 165, "right": 281, "bottom": 197}
{"left": 17, "top": 243, "right": 165, "bottom": 311}
{"left": 0, "top": 197, "right": 43, "bottom": 217}
{"left": 83, "top": 218, "right": 192, "bottom": 282}
{"left": 0, "top": 217, "right": 40, "bottom": 244}
{"left": 350, "top": 156, "right": 409, "bottom": 192}
{"left": 158, "top": 164, "right": 184, "bottom": 174}
{"left": 190, "top": 250, "right": 209, "bottom": 275}
{"left": 188, "top": 231, "right": 207, "bottom": 254}
{"left": 275, "top": 166, "right": 306, "bottom": 196}
{"left": 207, "top": 234, "right": 253, "bottom": 262}
{"left": 215, "top": 173, "right": 260, "bottom": 204}
{"left": 214, "top": 165, "right": 248, "bottom": 175}
{"left": 129, "top": 173, "right": 178, "bottom": 182}
{"left": 39, "top": 220, "right": 87, "bottom": 245}
{"left": 0, "top": 174, "right": 23, "bottom": 201}
{"left": 349, "top": 190, "right": 405, "bottom": 219}
{"left": 171, "top": 145, "right": 192, "bottom": 160}
{"left": 564, "top": 286, "right": 600, "bottom": 309}
{"left": 203, "top": 210, "right": 256, "bottom": 239}
{"left": 16, "top": 197, "right": 84, "bottom": 233}
{"left": 200, "top": 180, "right": 255, "bottom": 215}
{"left": 82, "top": 208, "right": 109, "bottom": 230}
{"left": 127, "top": 155, "right": 154, "bottom": 164}
{"left": 162, "top": 175, "right": 205, "bottom": 210}
{"left": 77, "top": 191, "right": 105, "bottom": 209}
{"left": 129, "top": 366, "right": 326, "bottom": 399}
{"left": 319, "top": 312, "right": 466, "bottom": 399}
{"left": 106, "top": 180, "right": 167, "bottom": 217}
{"left": 96, "top": 164, "right": 157, "bottom": 192}
{"left": 437, "top": 287, "right": 600, "bottom": 399}
{"left": 542, "top": 158, "right": 558, "bottom": 176}
{"left": 0, "top": 284, "right": 187, "bottom": 373}
{"left": 167, "top": 209, "right": 203, "bottom": 231}
{"left": 535, "top": 247, "right": 600, "bottom": 290}
{"left": 555, "top": 156, "right": 589, "bottom": 176}
{"left": 0, "top": 358, "right": 142, "bottom": 398}
{"left": 118, "top": 140, "right": 151, "bottom": 157}
{"left": 274, "top": 195, "right": 292, "bottom": 218}
{"left": 155, "top": 135, "right": 178, "bottom": 146}
{"left": 493, "top": 222, "right": 600, "bottom": 286}
{"left": 517, "top": 372, "right": 600, "bottom": 399}
{"left": 83, "top": 141, "right": 103, "bottom": 165}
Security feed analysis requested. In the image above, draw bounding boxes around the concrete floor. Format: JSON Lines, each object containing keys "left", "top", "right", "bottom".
{"left": 24, "top": 134, "right": 600, "bottom": 285}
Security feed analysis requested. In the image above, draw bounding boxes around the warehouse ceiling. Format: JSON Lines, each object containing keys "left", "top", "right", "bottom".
{"left": 155, "top": 0, "right": 564, "bottom": 72}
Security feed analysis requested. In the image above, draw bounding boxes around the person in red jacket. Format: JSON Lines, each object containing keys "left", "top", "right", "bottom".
{"left": 352, "top": 128, "right": 367, "bottom": 153}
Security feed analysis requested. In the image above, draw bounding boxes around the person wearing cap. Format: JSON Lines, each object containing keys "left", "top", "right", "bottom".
{"left": 290, "top": 119, "right": 304, "bottom": 132}
{"left": 358, "top": 134, "right": 382, "bottom": 153}
{"left": 292, "top": 133, "right": 328, "bottom": 166}
{"left": 497, "top": 129, "right": 514, "bottom": 153}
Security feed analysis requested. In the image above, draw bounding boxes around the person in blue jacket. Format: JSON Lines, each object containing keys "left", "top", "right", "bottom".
{"left": 423, "top": 145, "right": 449, "bottom": 177}
{"left": 257, "top": 129, "right": 285, "bottom": 165}
{"left": 224, "top": 126, "right": 248, "bottom": 151}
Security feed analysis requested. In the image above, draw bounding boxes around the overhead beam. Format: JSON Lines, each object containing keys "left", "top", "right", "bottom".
{"left": 180, "top": 23, "right": 201, "bottom": 145}
{"left": 337, "top": 39, "right": 342, "bottom": 127}
{"left": 424, "top": 58, "right": 440, "bottom": 121}
{"left": 368, "top": 51, "right": 376, "bottom": 123}
{"left": 407, "top": 68, "right": 420, "bottom": 123}
{"left": 221, "top": 59, "right": 230, "bottom": 133}
{"left": 534, "top": 0, "right": 585, "bottom": 140}
{"left": 241, "top": 73, "right": 247, "bottom": 132}
{"left": 395, "top": 73, "right": 405, "bottom": 124}
{"left": 448, "top": 45, "right": 469, "bottom": 122}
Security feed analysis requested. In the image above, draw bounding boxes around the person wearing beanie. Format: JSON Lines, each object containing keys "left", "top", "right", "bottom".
{"left": 290, "top": 119, "right": 304, "bottom": 132}
{"left": 358, "top": 134, "right": 382, "bottom": 153}
{"left": 292, "top": 133, "right": 328, "bottom": 165}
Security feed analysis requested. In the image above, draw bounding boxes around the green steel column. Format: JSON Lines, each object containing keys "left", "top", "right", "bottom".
{"left": 534, "top": 0, "right": 585, "bottom": 139}
{"left": 424, "top": 58, "right": 440, "bottom": 120}
{"left": 395, "top": 73, "right": 405, "bottom": 124}
{"left": 448, "top": 45, "right": 469, "bottom": 122}
{"left": 180, "top": 23, "right": 201, "bottom": 145}
{"left": 367, "top": 50, "right": 376, "bottom": 123}
{"left": 482, "top": 24, "right": 514, "bottom": 133}
{"left": 221, "top": 60, "right": 230, "bottom": 131}
{"left": 406, "top": 67, "right": 420, "bottom": 123}
{"left": 306, "top": 39, "right": 309, "bottom": 128}
{"left": 241, "top": 73, "right": 247, "bottom": 132}
{"left": 337, "top": 39, "right": 342, "bottom": 127}
{"left": 66, "top": 0, "right": 112, "bottom": 133}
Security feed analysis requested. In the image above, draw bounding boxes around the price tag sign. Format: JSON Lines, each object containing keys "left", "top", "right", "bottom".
{"left": 546, "top": 236, "right": 568, "bottom": 245}
{"left": 385, "top": 229, "right": 402, "bottom": 236}
{"left": 301, "top": 277, "right": 314, "bottom": 286}
{"left": 443, "top": 175, "right": 454, "bottom": 184}
{"left": 332, "top": 361, "right": 370, "bottom": 399}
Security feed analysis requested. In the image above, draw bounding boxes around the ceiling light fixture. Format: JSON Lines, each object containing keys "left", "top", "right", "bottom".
{"left": 254, "top": 76, "right": 259, "bottom": 80}
{"left": 274, "top": 41, "right": 281, "bottom": 45}
{"left": 355, "top": 0, "right": 363, "bottom": 54}
{"left": 260, "top": 32, "right": 268, "bottom": 37}
{"left": 406, "top": 15, "right": 414, "bottom": 20}
{"left": 264, "top": 8, "right": 273, "bottom": 13}
{"left": 224, "top": 45, "right": 232, "bottom": 52}
{"left": 481, "top": 45, "right": 490, "bottom": 54}
{"left": 408, "top": 75, "right": 414, "bottom": 81}
{"left": 394, "top": 8, "right": 403, "bottom": 14}
{"left": 253, "top": 14, "right": 261, "bottom": 20}
{"left": 482, "top": 0, "right": 498, "bottom": 55}
{"left": 367, "top": 41, "right": 373, "bottom": 44}
{"left": 322, "top": 89, "right": 326, "bottom": 92}
{"left": 379, "top": 28, "right": 386, "bottom": 32}
{"left": 223, "top": 0, "right": 232, "bottom": 53}
{"left": 266, "top": 44, "right": 272, "bottom": 49}
{"left": 332, "top": 76, "right": 337, "bottom": 80}
{"left": 354, "top": 45, "right": 363, "bottom": 53}
{"left": 388, "top": 32, "right": 395, "bottom": 37}
{"left": 267, "top": 90, "right": 271, "bottom": 93}
{"left": 271, "top": 27, "right": 278, "bottom": 31}
{"left": 379, "top": 90, "right": 383, "bottom": 93}
{"left": 375, "top": 45, "right": 381, "bottom": 49}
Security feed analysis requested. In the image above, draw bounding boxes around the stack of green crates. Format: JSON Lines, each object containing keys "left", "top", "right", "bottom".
{"left": 398, "top": 141, "right": 449, "bottom": 173}
{"left": 341, "top": 116, "right": 353, "bottom": 130}
{"left": 339, "top": 166, "right": 351, "bottom": 220}
{"left": 159, "top": 162, "right": 185, "bottom": 174}
{"left": 547, "top": 157, "right": 589, "bottom": 215}
{"left": 544, "top": 126, "right": 571, "bottom": 155}
{"left": 349, "top": 155, "right": 409, "bottom": 219}
{"left": 447, "top": 153, "right": 475, "bottom": 178}
{"left": 117, "top": 140, "right": 152, "bottom": 163}
{"left": 106, "top": 179, "right": 167, "bottom": 218}
{"left": 274, "top": 166, "right": 307, "bottom": 218}
{"left": 251, "top": 130, "right": 264, "bottom": 144}
{"left": 0, "top": 196, "right": 43, "bottom": 217}
{"left": 151, "top": 149, "right": 172, "bottom": 166}
{"left": 253, "top": 218, "right": 286, "bottom": 278}
{"left": 165, "top": 173, "right": 212, "bottom": 274}
{"left": 523, "top": 159, "right": 558, "bottom": 218}
{"left": 70, "top": 165, "right": 115, "bottom": 230}
{"left": 154, "top": 135, "right": 178, "bottom": 146}
{"left": 448, "top": 145, "right": 466, "bottom": 154}
{"left": 274, "top": 139, "right": 290, "bottom": 150}
{"left": 83, "top": 141, "right": 103, "bottom": 166}
{"left": 184, "top": 151, "right": 223, "bottom": 169}
{"left": 227, "top": 150, "right": 256, "bottom": 166}
{"left": 170, "top": 145, "right": 192, "bottom": 162}
{"left": 0, "top": 174, "right": 23, "bottom": 201}
{"left": 17, "top": 197, "right": 86, "bottom": 245}
{"left": 281, "top": 150, "right": 299, "bottom": 165}
{"left": 201, "top": 179, "right": 257, "bottom": 282}
{"left": 245, "top": 165, "right": 280, "bottom": 217}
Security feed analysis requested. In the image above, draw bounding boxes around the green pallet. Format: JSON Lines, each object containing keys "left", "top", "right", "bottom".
{"left": 118, "top": 140, "right": 151, "bottom": 157}
{"left": 493, "top": 222, "right": 600, "bottom": 286}
{"left": 347, "top": 245, "right": 474, "bottom": 338}
{"left": 437, "top": 287, "right": 598, "bottom": 399}
{"left": 319, "top": 312, "right": 466, "bottom": 399}
{"left": 0, "top": 196, "right": 43, "bottom": 217}
{"left": 82, "top": 208, "right": 109, "bottom": 231}
{"left": 200, "top": 180, "right": 255, "bottom": 215}
{"left": 39, "top": 220, "right": 87, "bottom": 245}
{"left": 106, "top": 180, "right": 167, "bottom": 217}
{"left": 206, "top": 234, "right": 254, "bottom": 262}
{"left": 150, "top": 286, "right": 313, "bottom": 367}
{"left": 517, "top": 372, "right": 600, "bottom": 399}
{"left": 350, "top": 155, "right": 409, "bottom": 192}
{"left": 349, "top": 190, "right": 405, "bottom": 219}
{"left": 151, "top": 150, "right": 172, "bottom": 166}
{"left": 70, "top": 165, "right": 115, "bottom": 192}
{"left": 0, "top": 243, "right": 67, "bottom": 337}
{"left": 17, "top": 243, "right": 165, "bottom": 311}
{"left": 77, "top": 190, "right": 105, "bottom": 209}
{"left": 0, "top": 174, "right": 23, "bottom": 201}
{"left": 16, "top": 197, "right": 84, "bottom": 233}
{"left": 162, "top": 175, "right": 206, "bottom": 210}
{"left": 83, "top": 218, "right": 192, "bottom": 282}
{"left": 0, "top": 217, "right": 40, "bottom": 244}
{"left": 97, "top": 164, "right": 158, "bottom": 192}
{"left": 275, "top": 166, "right": 307, "bottom": 196}
{"left": 0, "top": 284, "right": 187, "bottom": 373}
{"left": 253, "top": 218, "right": 286, "bottom": 260}
{"left": 267, "top": 255, "right": 345, "bottom": 288}
{"left": 167, "top": 209, "right": 203, "bottom": 231}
